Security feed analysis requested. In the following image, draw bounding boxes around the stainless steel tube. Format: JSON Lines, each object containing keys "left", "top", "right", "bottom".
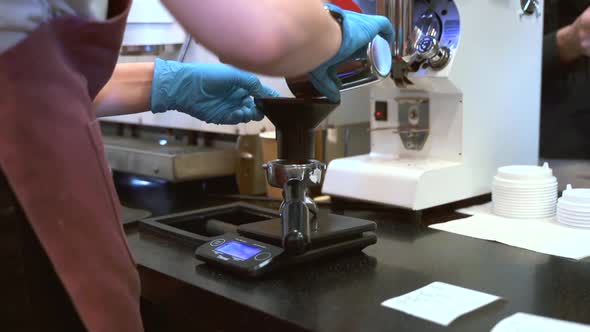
{"left": 386, "top": 0, "right": 414, "bottom": 58}
{"left": 378, "top": 0, "right": 415, "bottom": 86}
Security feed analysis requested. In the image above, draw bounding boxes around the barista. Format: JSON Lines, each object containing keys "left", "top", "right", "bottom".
{"left": 0, "top": 0, "right": 393, "bottom": 331}
{"left": 540, "top": 1, "right": 590, "bottom": 158}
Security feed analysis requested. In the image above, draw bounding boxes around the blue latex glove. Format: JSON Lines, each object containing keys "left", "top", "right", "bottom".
{"left": 151, "top": 59, "right": 280, "bottom": 124}
{"left": 309, "top": 4, "right": 394, "bottom": 102}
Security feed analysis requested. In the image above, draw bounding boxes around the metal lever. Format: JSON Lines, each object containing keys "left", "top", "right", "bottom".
{"left": 391, "top": 58, "right": 413, "bottom": 87}
{"left": 369, "top": 126, "right": 430, "bottom": 134}
{"left": 304, "top": 195, "right": 319, "bottom": 231}
{"left": 177, "top": 35, "right": 192, "bottom": 62}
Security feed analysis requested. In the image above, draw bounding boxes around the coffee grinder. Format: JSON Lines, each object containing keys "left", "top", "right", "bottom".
{"left": 323, "top": 0, "right": 544, "bottom": 210}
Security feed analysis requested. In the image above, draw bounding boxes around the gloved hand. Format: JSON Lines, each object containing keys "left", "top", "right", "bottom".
{"left": 151, "top": 59, "right": 280, "bottom": 124}
{"left": 309, "top": 4, "right": 394, "bottom": 102}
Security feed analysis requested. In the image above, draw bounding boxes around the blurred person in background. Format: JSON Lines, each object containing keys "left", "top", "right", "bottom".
{"left": 541, "top": 1, "right": 590, "bottom": 159}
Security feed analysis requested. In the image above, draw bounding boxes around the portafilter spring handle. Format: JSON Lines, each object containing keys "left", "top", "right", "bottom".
{"left": 263, "top": 160, "right": 325, "bottom": 255}
{"left": 281, "top": 179, "right": 310, "bottom": 255}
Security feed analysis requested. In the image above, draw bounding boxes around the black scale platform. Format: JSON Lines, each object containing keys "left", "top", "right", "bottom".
{"left": 237, "top": 213, "right": 377, "bottom": 268}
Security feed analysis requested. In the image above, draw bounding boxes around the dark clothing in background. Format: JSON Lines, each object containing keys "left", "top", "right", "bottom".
{"left": 541, "top": 0, "right": 590, "bottom": 158}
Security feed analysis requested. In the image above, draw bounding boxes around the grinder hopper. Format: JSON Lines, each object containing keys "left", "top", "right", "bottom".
{"left": 255, "top": 98, "right": 339, "bottom": 163}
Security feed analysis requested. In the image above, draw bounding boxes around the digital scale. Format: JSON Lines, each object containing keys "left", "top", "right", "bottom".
{"left": 195, "top": 212, "right": 377, "bottom": 277}
{"left": 195, "top": 234, "right": 283, "bottom": 277}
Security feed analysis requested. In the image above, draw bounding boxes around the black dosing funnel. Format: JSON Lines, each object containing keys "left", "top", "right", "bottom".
{"left": 255, "top": 98, "right": 339, "bottom": 162}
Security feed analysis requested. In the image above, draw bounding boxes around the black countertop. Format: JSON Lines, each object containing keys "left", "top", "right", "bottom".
{"left": 126, "top": 201, "right": 590, "bottom": 332}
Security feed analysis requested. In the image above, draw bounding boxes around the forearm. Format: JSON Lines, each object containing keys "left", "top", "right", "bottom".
{"left": 224, "top": 16, "right": 341, "bottom": 76}
{"left": 556, "top": 24, "right": 582, "bottom": 64}
{"left": 161, "top": 0, "right": 341, "bottom": 77}
{"left": 93, "top": 62, "right": 154, "bottom": 117}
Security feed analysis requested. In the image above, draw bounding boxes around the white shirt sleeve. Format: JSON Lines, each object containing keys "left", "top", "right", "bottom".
{"left": 0, "top": 0, "right": 107, "bottom": 54}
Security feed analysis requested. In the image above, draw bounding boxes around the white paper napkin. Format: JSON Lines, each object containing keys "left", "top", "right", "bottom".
{"left": 381, "top": 282, "right": 501, "bottom": 326}
{"left": 492, "top": 313, "right": 590, "bottom": 332}
{"left": 430, "top": 203, "right": 590, "bottom": 260}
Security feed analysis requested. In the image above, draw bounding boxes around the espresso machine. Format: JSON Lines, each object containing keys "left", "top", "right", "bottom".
{"left": 323, "top": 0, "right": 544, "bottom": 210}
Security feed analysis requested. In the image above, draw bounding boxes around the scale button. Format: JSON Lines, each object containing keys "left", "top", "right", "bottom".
{"left": 210, "top": 239, "right": 226, "bottom": 247}
{"left": 254, "top": 252, "right": 272, "bottom": 261}
{"left": 216, "top": 255, "right": 229, "bottom": 261}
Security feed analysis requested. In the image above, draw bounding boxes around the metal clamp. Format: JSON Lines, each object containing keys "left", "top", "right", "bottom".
{"left": 396, "top": 98, "right": 430, "bottom": 151}
{"left": 520, "top": 0, "right": 541, "bottom": 18}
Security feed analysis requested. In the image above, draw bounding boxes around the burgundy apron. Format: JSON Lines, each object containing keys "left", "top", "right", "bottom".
{"left": 0, "top": 1, "right": 143, "bottom": 331}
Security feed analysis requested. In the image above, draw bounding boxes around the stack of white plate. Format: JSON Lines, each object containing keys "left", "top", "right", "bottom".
{"left": 557, "top": 185, "right": 590, "bottom": 228}
{"left": 492, "top": 163, "right": 558, "bottom": 219}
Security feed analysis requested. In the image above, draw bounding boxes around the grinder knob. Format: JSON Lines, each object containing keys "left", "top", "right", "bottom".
{"left": 416, "top": 36, "right": 450, "bottom": 70}
{"left": 416, "top": 35, "right": 440, "bottom": 60}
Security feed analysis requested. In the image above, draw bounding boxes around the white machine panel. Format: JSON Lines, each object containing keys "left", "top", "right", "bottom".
{"left": 123, "top": 0, "right": 185, "bottom": 46}
{"left": 323, "top": 0, "right": 544, "bottom": 210}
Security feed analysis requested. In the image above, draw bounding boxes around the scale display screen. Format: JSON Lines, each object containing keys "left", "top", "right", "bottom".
{"left": 215, "top": 241, "right": 262, "bottom": 260}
